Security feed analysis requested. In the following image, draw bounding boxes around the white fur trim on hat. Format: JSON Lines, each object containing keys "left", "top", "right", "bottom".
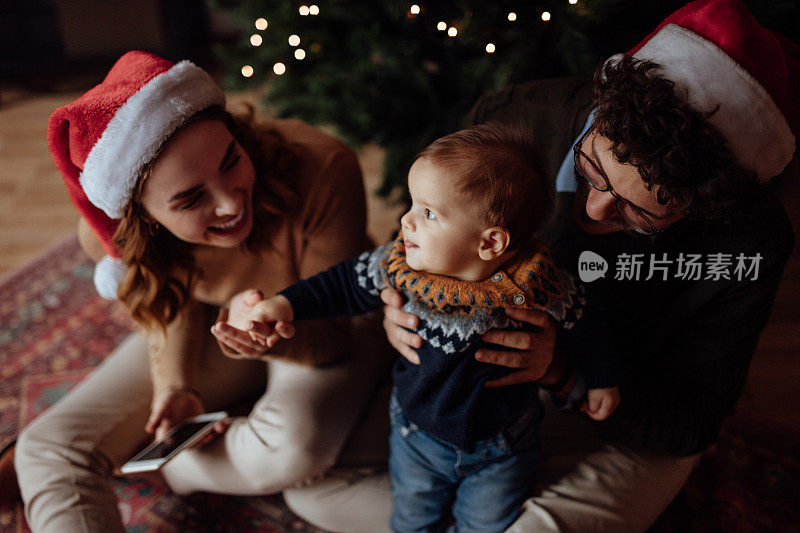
{"left": 632, "top": 24, "right": 796, "bottom": 181}
{"left": 94, "top": 255, "right": 127, "bottom": 300}
{"left": 80, "top": 61, "right": 226, "bottom": 218}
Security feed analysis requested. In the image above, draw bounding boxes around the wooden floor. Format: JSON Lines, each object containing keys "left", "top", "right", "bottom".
{"left": 0, "top": 88, "right": 82, "bottom": 275}
{"left": 1, "top": 85, "right": 798, "bottom": 431}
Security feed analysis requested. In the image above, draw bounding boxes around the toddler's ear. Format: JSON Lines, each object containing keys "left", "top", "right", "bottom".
{"left": 478, "top": 227, "right": 511, "bottom": 261}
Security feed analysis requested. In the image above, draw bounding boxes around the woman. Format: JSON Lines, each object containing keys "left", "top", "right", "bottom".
{"left": 10, "top": 51, "right": 393, "bottom": 532}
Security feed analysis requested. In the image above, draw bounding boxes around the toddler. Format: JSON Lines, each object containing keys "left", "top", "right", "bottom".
{"left": 218, "top": 123, "right": 620, "bottom": 532}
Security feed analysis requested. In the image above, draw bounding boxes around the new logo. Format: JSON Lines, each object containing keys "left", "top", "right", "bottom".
{"left": 578, "top": 251, "right": 608, "bottom": 283}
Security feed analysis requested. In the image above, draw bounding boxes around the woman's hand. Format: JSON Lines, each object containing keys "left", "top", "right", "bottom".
{"left": 380, "top": 287, "right": 422, "bottom": 364}
{"left": 477, "top": 308, "right": 556, "bottom": 387}
{"left": 212, "top": 290, "right": 296, "bottom": 360}
{"left": 146, "top": 388, "right": 205, "bottom": 441}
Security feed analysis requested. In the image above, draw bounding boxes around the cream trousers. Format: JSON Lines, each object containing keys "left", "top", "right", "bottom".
{"left": 284, "top": 384, "right": 700, "bottom": 533}
{"left": 16, "top": 320, "right": 394, "bottom": 533}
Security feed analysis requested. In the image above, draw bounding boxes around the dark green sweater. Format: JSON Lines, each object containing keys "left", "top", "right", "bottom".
{"left": 468, "top": 78, "right": 795, "bottom": 456}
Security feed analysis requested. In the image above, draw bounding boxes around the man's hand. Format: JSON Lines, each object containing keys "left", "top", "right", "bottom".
{"left": 477, "top": 308, "right": 556, "bottom": 387}
{"left": 380, "top": 287, "right": 422, "bottom": 364}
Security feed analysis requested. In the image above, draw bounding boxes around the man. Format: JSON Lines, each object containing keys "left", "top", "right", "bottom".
{"left": 286, "top": 0, "right": 799, "bottom": 531}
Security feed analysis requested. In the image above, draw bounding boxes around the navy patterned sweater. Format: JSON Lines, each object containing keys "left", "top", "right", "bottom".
{"left": 279, "top": 235, "right": 618, "bottom": 449}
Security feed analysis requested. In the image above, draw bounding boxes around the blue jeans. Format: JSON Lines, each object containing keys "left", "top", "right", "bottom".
{"left": 388, "top": 393, "right": 540, "bottom": 533}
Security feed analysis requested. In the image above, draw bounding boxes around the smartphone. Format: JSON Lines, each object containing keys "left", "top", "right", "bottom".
{"left": 120, "top": 411, "right": 228, "bottom": 474}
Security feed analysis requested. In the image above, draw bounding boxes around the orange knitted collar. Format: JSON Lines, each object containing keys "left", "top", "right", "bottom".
{"left": 384, "top": 232, "right": 573, "bottom": 316}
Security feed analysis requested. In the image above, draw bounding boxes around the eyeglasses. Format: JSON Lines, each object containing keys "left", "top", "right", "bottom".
{"left": 573, "top": 126, "right": 661, "bottom": 236}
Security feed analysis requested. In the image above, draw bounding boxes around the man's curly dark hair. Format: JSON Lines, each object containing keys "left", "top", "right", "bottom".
{"left": 592, "top": 55, "right": 763, "bottom": 224}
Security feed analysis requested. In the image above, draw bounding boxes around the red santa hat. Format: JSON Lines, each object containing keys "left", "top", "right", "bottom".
{"left": 621, "top": 0, "right": 799, "bottom": 181}
{"left": 47, "top": 51, "right": 225, "bottom": 298}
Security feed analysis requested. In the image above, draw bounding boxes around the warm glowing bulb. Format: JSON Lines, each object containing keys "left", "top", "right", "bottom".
{"left": 309, "top": 4, "right": 319, "bottom": 15}
{"left": 410, "top": 4, "right": 420, "bottom": 15}
{"left": 541, "top": 11, "right": 551, "bottom": 21}
{"left": 273, "top": 62, "right": 286, "bottom": 75}
{"left": 241, "top": 65, "right": 254, "bottom": 77}
{"left": 437, "top": 21, "right": 447, "bottom": 31}
{"left": 255, "top": 18, "right": 268, "bottom": 30}
{"left": 250, "top": 34, "right": 262, "bottom": 46}
{"left": 485, "top": 43, "right": 495, "bottom": 53}
{"left": 508, "top": 12, "right": 517, "bottom": 21}
{"left": 288, "top": 34, "right": 301, "bottom": 46}
{"left": 299, "top": 5, "right": 310, "bottom": 16}
{"left": 569, "top": 0, "right": 578, "bottom": 4}
{"left": 295, "top": 48, "right": 306, "bottom": 60}
{"left": 447, "top": 27, "right": 457, "bottom": 37}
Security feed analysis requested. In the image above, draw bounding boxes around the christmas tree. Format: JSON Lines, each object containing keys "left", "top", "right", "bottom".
{"left": 211, "top": 0, "right": 800, "bottom": 197}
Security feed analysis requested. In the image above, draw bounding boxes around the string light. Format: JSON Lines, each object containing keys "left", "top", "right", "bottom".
{"left": 410, "top": 4, "right": 420, "bottom": 15}
{"left": 541, "top": 11, "right": 551, "bottom": 21}
{"left": 241, "top": 65, "right": 254, "bottom": 77}
{"left": 485, "top": 43, "right": 496, "bottom": 53}
{"left": 309, "top": 4, "right": 319, "bottom": 15}
{"left": 295, "top": 48, "right": 306, "bottom": 60}
{"left": 250, "top": 34, "right": 262, "bottom": 46}
{"left": 447, "top": 26, "right": 457, "bottom": 37}
{"left": 299, "top": 5, "right": 310, "bottom": 16}
{"left": 254, "top": 18, "right": 268, "bottom": 30}
{"left": 508, "top": 12, "right": 517, "bottom": 21}
{"left": 288, "top": 34, "right": 301, "bottom": 46}
{"left": 569, "top": 0, "right": 578, "bottom": 4}
{"left": 437, "top": 21, "right": 447, "bottom": 31}
{"left": 273, "top": 62, "right": 286, "bottom": 75}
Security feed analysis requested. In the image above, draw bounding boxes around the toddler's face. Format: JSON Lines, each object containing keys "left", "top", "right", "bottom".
{"left": 400, "top": 158, "right": 487, "bottom": 280}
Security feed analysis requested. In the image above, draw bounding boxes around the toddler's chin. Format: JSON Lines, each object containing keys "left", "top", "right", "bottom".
{"left": 405, "top": 256, "right": 423, "bottom": 271}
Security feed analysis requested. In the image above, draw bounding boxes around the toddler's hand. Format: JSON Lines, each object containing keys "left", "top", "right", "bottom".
{"left": 212, "top": 291, "right": 295, "bottom": 359}
{"left": 581, "top": 386, "right": 620, "bottom": 421}
{"left": 226, "top": 289, "right": 265, "bottom": 330}
{"left": 245, "top": 295, "right": 295, "bottom": 349}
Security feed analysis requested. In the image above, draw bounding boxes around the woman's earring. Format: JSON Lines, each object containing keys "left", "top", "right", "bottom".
{"left": 147, "top": 221, "right": 160, "bottom": 236}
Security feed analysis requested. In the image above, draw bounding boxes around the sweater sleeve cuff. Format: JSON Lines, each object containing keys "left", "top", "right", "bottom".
{"left": 277, "top": 284, "right": 314, "bottom": 321}
{"left": 550, "top": 374, "right": 589, "bottom": 410}
{"left": 580, "top": 363, "right": 620, "bottom": 390}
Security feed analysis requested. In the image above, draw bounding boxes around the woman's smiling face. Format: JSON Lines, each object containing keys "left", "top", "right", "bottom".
{"left": 139, "top": 119, "right": 256, "bottom": 248}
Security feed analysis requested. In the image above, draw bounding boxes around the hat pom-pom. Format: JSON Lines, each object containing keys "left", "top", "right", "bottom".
{"left": 94, "top": 255, "right": 127, "bottom": 300}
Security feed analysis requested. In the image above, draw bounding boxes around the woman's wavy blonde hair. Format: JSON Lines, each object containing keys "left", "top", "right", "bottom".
{"left": 112, "top": 104, "right": 298, "bottom": 335}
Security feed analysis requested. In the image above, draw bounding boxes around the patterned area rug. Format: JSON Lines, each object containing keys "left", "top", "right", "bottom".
{"left": 0, "top": 235, "right": 323, "bottom": 532}
{"left": 1, "top": 236, "right": 798, "bottom": 532}
{"left": 686, "top": 414, "right": 800, "bottom": 532}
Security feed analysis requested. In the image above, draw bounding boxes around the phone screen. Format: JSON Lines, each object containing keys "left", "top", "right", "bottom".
{"left": 136, "top": 421, "right": 212, "bottom": 461}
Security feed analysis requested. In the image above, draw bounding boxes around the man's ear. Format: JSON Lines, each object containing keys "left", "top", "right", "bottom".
{"left": 478, "top": 227, "right": 511, "bottom": 261}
